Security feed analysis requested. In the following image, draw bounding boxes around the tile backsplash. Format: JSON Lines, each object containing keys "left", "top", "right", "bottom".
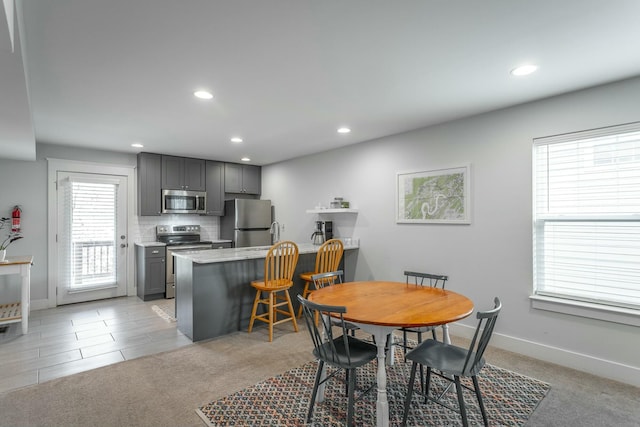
{"left": 131, "top": 214, "right": 221, "bottom": 243}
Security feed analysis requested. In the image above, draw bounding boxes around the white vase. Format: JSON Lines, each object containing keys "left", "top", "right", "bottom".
{"left": 0, "top": 249, "right": 5, "bottom": 262}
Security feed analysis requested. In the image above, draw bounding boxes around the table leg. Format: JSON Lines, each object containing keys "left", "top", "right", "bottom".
{"left": 372, "top": 328, "right": 390, "bottom": 427}
{"left": 442, "top": 323, "right": 451, "bottom": 344}
{"left": 20, "top": 264, "right": 30, "bottom": 334}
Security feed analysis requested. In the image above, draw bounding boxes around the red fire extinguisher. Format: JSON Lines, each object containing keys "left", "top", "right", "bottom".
{"left": 12, "top": 205, "right": 21, "bottom": 233}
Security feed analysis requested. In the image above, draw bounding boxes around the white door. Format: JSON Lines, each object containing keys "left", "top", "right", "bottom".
{"left": 56, "top": 171, "right": 128, "bottom": 305}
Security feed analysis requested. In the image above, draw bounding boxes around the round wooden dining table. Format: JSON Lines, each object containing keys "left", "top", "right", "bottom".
{"left": 308, "top": 280, "right": 474, "bottom": 427}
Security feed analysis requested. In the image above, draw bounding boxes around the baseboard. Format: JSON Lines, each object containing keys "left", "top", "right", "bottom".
{"left": 30, "top": 298, "right": 51, "bottom": 311}
{"left": 448, "top": 323, "right": 640, "bottom": 388}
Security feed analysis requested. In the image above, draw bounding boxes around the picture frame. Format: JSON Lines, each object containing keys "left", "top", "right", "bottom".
{"left": 396, "top": 164, "right": 471, "bottom": 224}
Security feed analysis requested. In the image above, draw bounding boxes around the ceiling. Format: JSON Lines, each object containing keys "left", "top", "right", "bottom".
{"left": 3, "top": 1, "right": 640, "bottom": 164}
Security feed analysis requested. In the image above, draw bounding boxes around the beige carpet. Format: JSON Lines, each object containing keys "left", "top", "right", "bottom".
{"left": 0, "top": 326, "right": 638, "bottom": 427}
{"left": 0, "top": 328, "right": 313, "bottom": 427}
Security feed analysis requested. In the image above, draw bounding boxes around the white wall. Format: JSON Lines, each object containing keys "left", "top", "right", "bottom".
{"left": 0, "top": 144, "right": 136, "bottom": 303}
{"left": 261, "top": 76, "right": 640, "bottom": 386}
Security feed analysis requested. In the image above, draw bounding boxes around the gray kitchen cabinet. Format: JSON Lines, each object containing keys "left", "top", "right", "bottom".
{"left": 224, "top": 163, "right": 261, "bottom": 194}
{"left": 162, "top": 155, "right": 206, "bottom": 191}
{"left": 205, "top": 160, "right": 225, "bottom": 215}
{"left": 137, "top": 152, "right": 162, "bottom": 216}
{"left": 136, "top": 245, "right": 166, "bottom": 301}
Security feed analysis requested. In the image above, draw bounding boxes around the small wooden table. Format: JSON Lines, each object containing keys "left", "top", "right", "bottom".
{"left": 308, "top": 280, "right": 474, "bottom": 427}
{"left": 0, "top": 256, "right": 33, "bottom": 334}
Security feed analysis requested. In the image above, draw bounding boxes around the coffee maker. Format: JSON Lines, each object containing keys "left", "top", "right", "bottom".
{"left": 323, "top": 221, "right": 333, "bottom": 240}
{"left": 311, "top": 221, "right": 325, "bottom": 245}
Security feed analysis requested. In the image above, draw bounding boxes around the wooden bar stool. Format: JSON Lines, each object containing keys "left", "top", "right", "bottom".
{"left": 248, "top": 241, "right": 300, "bottom": 342}
{"left": 297, "top": 239, "right": 344, "bottom": 318}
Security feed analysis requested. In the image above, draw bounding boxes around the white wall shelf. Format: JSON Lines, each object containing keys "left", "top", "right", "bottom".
{"left": 306, "top": 209, "right": 358, "bottom": 214}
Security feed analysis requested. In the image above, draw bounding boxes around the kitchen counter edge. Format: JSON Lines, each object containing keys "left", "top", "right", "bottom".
{"left": 174, "top": 242, "right": 359, "bottom": 264}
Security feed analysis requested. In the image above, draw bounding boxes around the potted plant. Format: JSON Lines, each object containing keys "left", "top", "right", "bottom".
{"left": 0, "top": 217, "right": 23, "bottom": 262}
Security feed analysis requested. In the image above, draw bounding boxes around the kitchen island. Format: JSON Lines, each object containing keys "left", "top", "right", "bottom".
{"left": 173, "top": 242, "right": 359, "bottom": 342}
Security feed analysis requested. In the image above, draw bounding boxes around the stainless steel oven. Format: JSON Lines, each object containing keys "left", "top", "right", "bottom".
{"left": 165, "top": 243, "right": 212, "bottom": 298}
{"left": 156, "top": 225, "right": 212, "bottom": 298}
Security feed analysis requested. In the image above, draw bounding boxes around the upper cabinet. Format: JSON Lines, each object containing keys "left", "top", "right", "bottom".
{"left": 137, "top": 153, "right": 262, "bottom": 216}
{"left": 161, "top": 155, "right": 206, "bottom": 191}
{"left": 224, "top": 163, "right": 261, "bottom": 195}
{"left": 205, "top": 161, "right": 225, "bottom": 216}
{"left": 137, "top": 153, "right": 162, "bottom": 216}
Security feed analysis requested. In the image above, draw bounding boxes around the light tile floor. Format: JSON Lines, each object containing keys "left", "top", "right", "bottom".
{"left": 0, "top": 296, "right": 190, "bottom": 394}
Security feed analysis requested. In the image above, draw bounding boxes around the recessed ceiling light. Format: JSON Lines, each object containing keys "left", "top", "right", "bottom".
{"left": 194, "top": 90, "right": 213, "bottom": 99}
{"left": 337, "top": 127, "right": 351, "bottom": 134}
{"left": 241, "top": 157, "right": 251, "bottom": 162}
{"left": 231, "top": 137, "right": 243, "bottom": 143}
{"left": 131, "top": 143, "right": 144, "bottom": 148}
{"left": 510, "top": 64, "right": 538, "bottom": 76}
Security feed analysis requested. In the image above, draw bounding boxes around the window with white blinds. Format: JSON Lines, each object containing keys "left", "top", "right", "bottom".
{"left": 60, "top": 178, "right": 118, "bottom": 291}
{"left": 533, "top": 122, "right": 640, "bottom": 310}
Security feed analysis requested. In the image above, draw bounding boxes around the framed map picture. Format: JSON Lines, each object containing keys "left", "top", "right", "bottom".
{"left": 396, "top": 165, "right": 471, "bottom": 224}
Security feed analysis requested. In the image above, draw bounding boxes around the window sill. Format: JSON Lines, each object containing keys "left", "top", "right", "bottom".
{"left": 530, "top": 295, "right": 640, "bottom": 327}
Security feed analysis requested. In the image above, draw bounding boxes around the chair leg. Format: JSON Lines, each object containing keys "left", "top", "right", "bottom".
{"left": 454, "top": 375, "right": 469, "bottom": 427}
{"left": 424, "top": 366, "right": 432, "bottom": 404}
{"left": 347, "top": 368, "right": 357, "bottom": 427}
{"left": 247, "top": 289, "right": 261, "bottom": 333}
{"left": 345, "top": 370, "right": 349, "bottom": 396}
{"left": 385, "top": 333, "right": 392, "bottom": 356}
{"left": 268, "top": 291, "right": 274, "bottom": 342}
{"left": 307, "top": 360, "right": 324, "bottom": 423}
{"left": 416, "top": 331, "right": 423, "bottom": 392}
{"left": 402, "top": 329, "right": 408, "bottom": 357}
{"left": 284, "top": 290, "right": 299, "bottom": 332}
{"left": 297, "top": 280, "right": 311, "bottom": 318}
{"left": 472, "top": 375, "right": 489, "bottom": 427}
{"left": 402, "top": 361, "right": 419, "bottom": 426}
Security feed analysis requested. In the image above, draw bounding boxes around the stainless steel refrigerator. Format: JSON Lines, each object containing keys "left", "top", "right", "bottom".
{"left": 220, "top": 199, "right": 273, "bottom": 247}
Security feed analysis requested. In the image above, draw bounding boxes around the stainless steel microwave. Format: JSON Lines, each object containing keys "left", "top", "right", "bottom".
{"left": 161, "top": 189, "right": 206, "bottom": 214}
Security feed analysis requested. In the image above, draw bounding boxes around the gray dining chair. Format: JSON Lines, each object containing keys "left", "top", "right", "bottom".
{"left": 310, "top": 270, "right": 358, "bottom": 337}
{"left": 402, "top": 297, "right": 502, "bottom": 427}
{"left": 397, "top": 271, "right": 449, "bottom": 354}
{"left": 297, "top": 294, "right": 377, "bottom": 427}
{"left": 311, "top": 269, "right": 344, "bottom": 289}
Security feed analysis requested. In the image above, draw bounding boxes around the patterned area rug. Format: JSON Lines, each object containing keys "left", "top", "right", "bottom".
{"left": 196, "top": 346, "right": 550, "bottom": 426}
{"left": 151, "top": 300, "right": 176, "bottom": 322}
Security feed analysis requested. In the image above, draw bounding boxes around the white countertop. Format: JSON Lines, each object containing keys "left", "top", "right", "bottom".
{"left": 135, "top": 242, "right": 166, "bottom": 247}
{"left": 173, "top": 242, "right": 359, "bottom": 264}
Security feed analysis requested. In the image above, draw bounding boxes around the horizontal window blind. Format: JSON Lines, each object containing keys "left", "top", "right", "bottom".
{"left": 61, "top": 179, "right": 118, "bottom": 291}
{"left": 533, "top": 123, "right": 640, "bottom": 309}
